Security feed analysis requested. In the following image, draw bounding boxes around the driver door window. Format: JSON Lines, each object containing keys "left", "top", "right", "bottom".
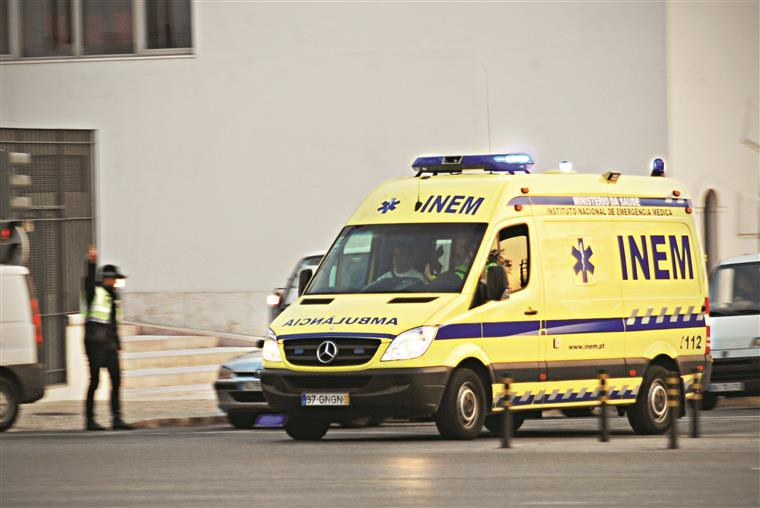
{"left": 479, "top": 224, "right": 531, "bottom": 297}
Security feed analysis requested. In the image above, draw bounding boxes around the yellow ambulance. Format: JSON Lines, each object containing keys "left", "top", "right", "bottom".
{"left": 261, "top": 154, "right": 710, "bottom": 440}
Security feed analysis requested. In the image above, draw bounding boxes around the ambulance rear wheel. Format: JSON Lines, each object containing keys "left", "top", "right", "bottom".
{"left": 484, "top": 413, "right": 525, "bottom": 436}
{"left": 284, "top": 417, "right": 329, "bottom": 441}
{"left": 627, "top": 365, "right": 674, "bottom": 435}
{"left": 435, "top": 368, "right": 486, "bottom": 440}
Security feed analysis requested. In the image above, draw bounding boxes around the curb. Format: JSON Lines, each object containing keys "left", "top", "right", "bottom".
{"left": 132, "top": 415, "right": 227, "bottom": 429}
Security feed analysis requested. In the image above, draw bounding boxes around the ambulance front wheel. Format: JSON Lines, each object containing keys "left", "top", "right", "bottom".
{"left": 435, "top": 368, "right": 486, "bottom": 440}
{"left": 284, "top": 416, "right": 330, "bottom": 441}
{"left": 626, "top": 365, "right": 676, "bottom": 435}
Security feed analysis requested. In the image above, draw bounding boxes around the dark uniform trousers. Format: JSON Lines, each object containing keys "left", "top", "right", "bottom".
{"left": 84, "top": 324, "right": 122, "bottom": 420}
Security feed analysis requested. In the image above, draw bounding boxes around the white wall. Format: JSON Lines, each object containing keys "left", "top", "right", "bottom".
{"left": 1, "top": 2, "right": 667, "bottom": 334}
{"left": 666, "top": 1, "right": 760, "bottom": 267}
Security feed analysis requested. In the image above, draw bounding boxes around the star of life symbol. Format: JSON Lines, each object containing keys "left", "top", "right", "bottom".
{"left": 377, "top": 198, "right": 400, "bottom": 214}
{"left": 571, "top": 238, "right": 595, "bottom": 283}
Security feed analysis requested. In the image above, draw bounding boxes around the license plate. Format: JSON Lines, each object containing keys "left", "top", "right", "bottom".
{"left": 241, "top": 381, "right": 261, "bottom": 391}
{"left": 709, "top": 382, "right": 744, "bottom": 393}
{"left": 301, "top": 393, "right": 350, "bottom": 406}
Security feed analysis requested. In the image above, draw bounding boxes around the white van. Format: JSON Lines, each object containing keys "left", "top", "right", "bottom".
{"left": 0, "top": 264, "right": 45, "bottom": 431}
{"left": 703, "top": 254, "right": 760, "bottom": 409}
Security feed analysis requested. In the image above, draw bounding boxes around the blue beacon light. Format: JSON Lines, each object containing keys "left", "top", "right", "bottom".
{"left": 651, "top": 158, "right": 665, "bottom": 177}
{"left": 412, "top": 153, "right": 534, "bottom": 175}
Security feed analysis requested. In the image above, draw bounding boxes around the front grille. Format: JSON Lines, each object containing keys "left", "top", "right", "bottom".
{"left": 283, "top": 337, "right": 382, "bottom": 366}
{"left": 230, "top": 391, "right": 266, "bottom": 403}
{"left": 284, "top": 376, "right": 371, "bottom": 390}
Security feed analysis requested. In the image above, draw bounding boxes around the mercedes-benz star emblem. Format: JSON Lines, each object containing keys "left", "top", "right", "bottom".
{"left": 316, "top": 340, "right": 339, "bottom": 364}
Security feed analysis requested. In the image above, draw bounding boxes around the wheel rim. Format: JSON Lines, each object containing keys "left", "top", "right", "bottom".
{"left": 456, "top": 381, "right": 479, "bottom": 429}
{"left": 0, "top": 389, "right": 9, "bottom": 423}
{"left": 649, "top": 379, "right": 669, "bottom": 424}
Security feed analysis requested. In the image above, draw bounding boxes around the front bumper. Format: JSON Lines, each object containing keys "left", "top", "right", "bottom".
{"left": 708, "top": 355, "right": 760, "bottom": 396}
{"left": 261, "top": 366, "right": 451, "bottom": 420}
{"left": 214, "top": 379, "right": 269, "bottom": 414}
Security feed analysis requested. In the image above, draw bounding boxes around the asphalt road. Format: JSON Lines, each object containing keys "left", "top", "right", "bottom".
{"left": 1, "top": 407, "right": 758, "bottom": 507}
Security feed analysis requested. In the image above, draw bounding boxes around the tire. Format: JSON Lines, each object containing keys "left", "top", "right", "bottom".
{"left": 435, "top": 368, "right": 486, "bottom": 440}
{"left": 561, "top": 407, "right": 595, "bottom": 418}
{"left": 484, "top": 412, "right": 525, "bottom": 436}
{"left": 626, "top": 365, "right": 677, "bottom": 435}
{"left": 700, "top": 391, "right": 719, "bottom": 411}
{"left": 0, "top": 377, "right": 20, "bottom": 432}
{"left": 284, "top": 417, "right": 330, "bottom": 441}
{"left": 227, "top": 412, "right": 257, "bottom": 429}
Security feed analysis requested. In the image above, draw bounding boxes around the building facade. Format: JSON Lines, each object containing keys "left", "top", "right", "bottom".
{"left": 1, "top": 1, "right": 757, "bottom": 366}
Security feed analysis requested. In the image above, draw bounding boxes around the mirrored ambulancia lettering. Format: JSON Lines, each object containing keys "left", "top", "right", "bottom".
{"left": 618, "top": 235, "right": 693, "bottom": 280}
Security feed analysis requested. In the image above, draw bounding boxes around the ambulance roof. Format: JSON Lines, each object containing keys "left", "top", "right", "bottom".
{"left": 347, "top": 171, "right": 689, "bottom": 225}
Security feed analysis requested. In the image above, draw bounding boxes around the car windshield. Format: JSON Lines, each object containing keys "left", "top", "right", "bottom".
{"left": 709, "top": 262, "right": 760, "bottom": 316}
{"left": 307, "top": 223, "right": 487, "bottom": 294}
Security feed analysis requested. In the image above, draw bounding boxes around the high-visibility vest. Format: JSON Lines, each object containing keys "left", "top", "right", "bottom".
{"left": 82, "top": 287, "right": 122, "bottom": 325}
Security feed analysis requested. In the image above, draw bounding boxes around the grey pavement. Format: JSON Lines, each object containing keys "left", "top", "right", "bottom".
{"left": 9, "top": 398, "right": 223, "bottom": 432}
{"left": 1, "top": 405, "right": 758, "bottom": 507}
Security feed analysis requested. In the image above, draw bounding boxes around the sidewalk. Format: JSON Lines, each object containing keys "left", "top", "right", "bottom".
{"left": 10, "top": 399, "right": 224, "bottom": 432}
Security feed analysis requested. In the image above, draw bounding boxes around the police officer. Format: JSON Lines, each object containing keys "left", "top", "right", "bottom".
{"left": 82, "top": 245, "right": 133, "bottom": 431}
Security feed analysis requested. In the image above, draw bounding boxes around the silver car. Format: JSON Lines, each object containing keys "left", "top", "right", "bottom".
{"left": 215, "top": 349, "right": 273, "bottom": 429}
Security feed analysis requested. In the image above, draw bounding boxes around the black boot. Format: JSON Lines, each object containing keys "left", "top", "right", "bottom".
{"left": 86, "top": 419, "right": 106, "bottom": 431}
{"left": 112, "top": 417, "right": 134, "bottom": 431}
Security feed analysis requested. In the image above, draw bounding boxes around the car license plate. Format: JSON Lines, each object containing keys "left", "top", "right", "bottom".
{"left": 301, "top": 393, "right": 350, "bottom": 406}
{"left": 242, "top": 381, "right": 261, "bottom": 391}
{"left": 708, "top": 382, "right": 744, "bottom": 392}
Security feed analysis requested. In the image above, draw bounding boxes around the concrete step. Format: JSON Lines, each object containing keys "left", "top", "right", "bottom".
{"left": 122, "top": 383, "right": 218, "bottom": 401}
{"left": 119, "top": 324, "right": 140, "bottom": 337}
{"left": 123, "top": 364, "right": 220, "bottom": 389}
{"left": 121, "top": 335, "right": 219, "bottom": 352}
{"left": 122, "top": 347, "right": 253, "bottom": 370}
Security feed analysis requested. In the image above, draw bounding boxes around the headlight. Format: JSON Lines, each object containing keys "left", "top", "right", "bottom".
{"left": 262, "top": 328, "right": 282, "bottom": 362}
{"left": 218, "top": 366, "right": 234, "bottom": 380}
{"left": 381, "top": 326, "right": 437, "bottom": 361}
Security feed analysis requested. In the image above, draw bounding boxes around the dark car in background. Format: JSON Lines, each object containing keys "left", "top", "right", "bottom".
{"left": 267, "top": 252, "right": 324, "bottom": 322}
{"left": 215, "top": 350, "right": 270, "bottom": 428}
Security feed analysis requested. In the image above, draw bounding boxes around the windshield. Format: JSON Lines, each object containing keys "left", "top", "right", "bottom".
{"left": 307, "top": 223, "right": 487, "bottom": 294}
{"left": 710, "top": 262, "right": 760, "bottom": 316}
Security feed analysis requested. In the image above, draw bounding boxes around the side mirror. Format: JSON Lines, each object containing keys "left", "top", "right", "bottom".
{"left": 486, "top": 265, "right": 507, "bottom": 301}
{"left": 298, "top": 268, "right": 313, "bottom": 296}
{"left": 254, "top": 339, "right": 265, "bottom": 349}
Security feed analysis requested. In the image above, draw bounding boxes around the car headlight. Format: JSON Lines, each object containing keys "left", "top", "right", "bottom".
{"left": 262, "top": 328, "right": 282, "bottom": 362}
{"left": 381, "top": 326, "right": 437, "bottom": 361}
{"left": 218, "top": 366, "right": 234, "bottom": 380}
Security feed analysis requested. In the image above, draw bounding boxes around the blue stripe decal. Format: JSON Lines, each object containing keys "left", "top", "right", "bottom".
{"left": 545, "top": 318, "right": 624, "bottom": 335}
{"left": 483, "top": 321, "right": 540, "bottom": 337}
{"left": 626, "top": 315, "right": 705, "bottom": 332}
{"left": 507, "top": 196, "right": 692, "bottom": 208}
{"left": 278, "top": 331, "right": 395, "bottom": 340}
{"left": 436, "top": 323, "right": 481, "bottom": 340}
{"left": 436, "top": 315, "right": 704, "bottom": 341}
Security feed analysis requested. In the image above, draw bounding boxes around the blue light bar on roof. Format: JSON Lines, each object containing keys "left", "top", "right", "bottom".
{"left": 412, "top": 153, "right": 534, "bottom": 174}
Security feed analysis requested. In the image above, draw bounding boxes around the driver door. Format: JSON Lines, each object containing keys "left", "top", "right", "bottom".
{"left": 468, "top": 220, "right": 544, "bottom": 409}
